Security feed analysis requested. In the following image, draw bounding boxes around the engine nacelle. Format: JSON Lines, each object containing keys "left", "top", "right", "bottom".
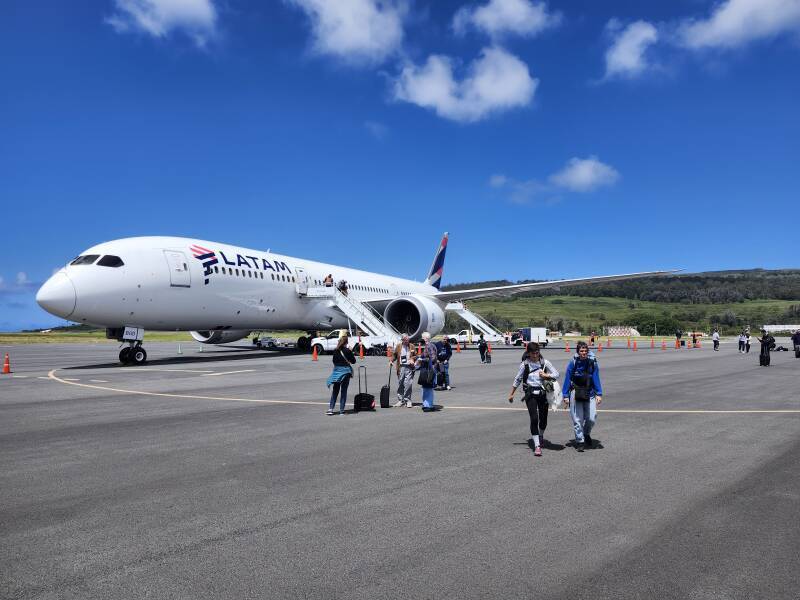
{"left": 384, "top": 295, "right": 445, "bottom": 341}
{"left": 190, "top": 330, "right": 251, "bottom": 344}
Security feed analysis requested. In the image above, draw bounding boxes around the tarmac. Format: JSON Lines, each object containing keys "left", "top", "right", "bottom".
{"left": 1, "top": 340, "right": 798, "bottom": 599}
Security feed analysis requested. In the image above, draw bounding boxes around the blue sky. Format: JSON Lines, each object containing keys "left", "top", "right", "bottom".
{"left": 2, "top": 0, "right": 799, "bottom": 330}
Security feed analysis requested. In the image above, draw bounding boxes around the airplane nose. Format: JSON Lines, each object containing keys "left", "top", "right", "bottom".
{"left": 36, "top": 272, "right": 77, "bottom": 318}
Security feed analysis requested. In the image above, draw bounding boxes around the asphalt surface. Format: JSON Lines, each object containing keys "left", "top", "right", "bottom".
{"left": 1, "top": 340, "right": 798, "bottom": 599}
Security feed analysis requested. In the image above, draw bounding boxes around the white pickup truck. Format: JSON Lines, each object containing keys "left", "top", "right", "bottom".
{"left": 310, "top": 330, "right": 390, "bottom": 356}
{"left": 447, "top": 329, "right": 504, "bottom": 345}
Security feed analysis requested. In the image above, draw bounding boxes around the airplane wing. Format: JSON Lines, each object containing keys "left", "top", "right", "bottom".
{"left": 429, "top": 270, "right": 680, "bottom": 302}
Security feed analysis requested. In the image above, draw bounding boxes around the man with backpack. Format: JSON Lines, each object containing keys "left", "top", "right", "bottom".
{"left": 435, "top": 337, "right": 453, "bottom": 390}
{"left": 562, "top": 341, "right": 603, "bottom": 452}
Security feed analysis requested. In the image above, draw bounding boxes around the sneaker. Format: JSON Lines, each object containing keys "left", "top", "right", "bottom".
{"left": 584, "top": 434, "right": 593, "bottom": 449}
{"left": 339, "top": 411, "right": 345, "bottom": 415}
{"left": 534, "top": 446, "right": 542, "bottom": 457}
{"left": 576, "top": 442, "right": 585, "bottom": 452}
{"left": 446, "top": 386, "right": 452, "bottom": 390}
{"left": 326, "top": 409, "right": 334, "bottom": 415}
{"left": 406, "top": 401, "right": 414, "bottom": 408}
{"left": 393, "top": 400, "right": 405, "bottom": 407}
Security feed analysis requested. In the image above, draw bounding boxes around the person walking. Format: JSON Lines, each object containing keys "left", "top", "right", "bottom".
{"left": 745, "top": 330, "right": 751, "bottom": 353}
{"left": 508, "top": 342, "right": 559, "bottom": 457}
{"left": 562, "top": 341, "right": 603, "bottom": 452}
{"left": 478, "top": 334, "right": 488, "bottom": 364}
{"left": 393, "top": 334, "right": 416, "bottom": 407}
{"left": 435, "top": 337, "right": 453, "bottom": 390}
{"left": 418, "top": 332, "right": 438, "bottom": 411}
{"left": 757, "top": 329, "right": 775, "bottom": 367}
{"left": 738, "top": 331, "right": 747, "bottom": 353}
{"left": 325, "top": 334, "right": 356, "bottom": 414}
{"left": 792, "top": 329, "right": 800, "bottom": 357}
{"left": 323, "top": 274, "right": 333, "bottom": 287}
{"left": 712, "top": 328, "right": 720, "bottom": 351}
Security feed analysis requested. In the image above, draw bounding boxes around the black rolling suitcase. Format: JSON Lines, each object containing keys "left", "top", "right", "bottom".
{"left": 380, "top": 365, "right": 392, "bottom": 408}
{"left": 795, "top": 346, "right": 800, "bottom": 359}
{"left": 353, "top": 365, "right": 375, "bottom": 412}
{"left": 485, "top": 353, "right": 492, "bottom": 364}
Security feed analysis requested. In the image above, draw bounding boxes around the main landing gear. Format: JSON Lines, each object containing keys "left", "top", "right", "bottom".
{"left": 119, "top": 342, "right": 147, "bottom": 365}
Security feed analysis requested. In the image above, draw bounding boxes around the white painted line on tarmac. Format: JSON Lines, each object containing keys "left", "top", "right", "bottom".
{"left": 89, "top": 379, "right": 109, "bottom": 383}
{"left": 37, "top": 376, "right": 51, "bottom": 380}
{"left": 125, "top": 368, "right": 215, "bottom": 374}
{"left": 201, "top": 369, "right": 256, "bottom": 377}
{"left": 62, "top": 377, "right": 80, "bottom": 381}
{"left": 12, "top": 375, "right": 28, "bottom": 378}
{"left": 46, "top": 370, "right": 800, "bottom": 414}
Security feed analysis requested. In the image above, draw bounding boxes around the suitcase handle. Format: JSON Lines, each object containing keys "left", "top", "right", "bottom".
{"left": 387, "top": 363, "right": 392, "bottom": 386}
{"left": 358, "top": 365, "right": 368, "bottom": 394}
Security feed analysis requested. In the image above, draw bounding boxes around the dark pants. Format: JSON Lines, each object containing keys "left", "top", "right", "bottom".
{"left": 524, "top": 390, "right": 549, "bottom": 437}
{"left": 479, "top": 348, "right": 487, "bottom": 362}
{"left": 759, "top": 349, "right": 771, "bottom": 366}
{"left": 329, "top": 375, "right": 351, "bottom": 411}
{"left": 713, "top": 340, "right": 719, "bottom": 351}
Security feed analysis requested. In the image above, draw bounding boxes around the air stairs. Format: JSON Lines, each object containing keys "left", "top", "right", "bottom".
{"left": 445, "top": 301, "right": 505, "bottom": 339}
{"left": 306, "top": 287, "right": 402, "bottom": 344}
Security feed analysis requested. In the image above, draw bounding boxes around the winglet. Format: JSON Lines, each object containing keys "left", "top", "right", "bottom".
{"left": 424, "top": 232, "right": 448, "bottom": 290}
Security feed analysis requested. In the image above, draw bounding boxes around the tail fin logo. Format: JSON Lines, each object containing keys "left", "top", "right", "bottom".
{"left": 191, "top": 244, "right": 218, "bottom": 285}
{"left": 425, "top": 232, "right": 448, "bottom": 290}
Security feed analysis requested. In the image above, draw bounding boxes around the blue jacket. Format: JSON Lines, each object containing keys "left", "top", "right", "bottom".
{"left": 562, "top": 354, "right": 603, "bottom": 399}
{"left": 435, "top": 340, "right": 453, "bottom": 362}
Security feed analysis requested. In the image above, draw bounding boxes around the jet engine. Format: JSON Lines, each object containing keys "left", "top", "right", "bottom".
{"left": 383, "top": 295, "right": 445, "bottom": 341}
{"left": 190, "top": 330, "right": 251, "bottom": 344}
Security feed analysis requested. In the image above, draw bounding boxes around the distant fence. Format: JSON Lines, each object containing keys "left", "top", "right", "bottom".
{"left": 606, "top": 326, "right": 641, "bottom": 337}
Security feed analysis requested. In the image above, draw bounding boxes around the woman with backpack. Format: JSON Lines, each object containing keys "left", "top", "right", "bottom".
{"left": 507, "top": 342, "right": 559, "bottom": 457}
{"left": 562, "top": 341, "right": 603, "bottom": 452}
{"left": 417, "top": 331, "right": 439, "bottom": 412}
{"left": 325, "top": 334, "right": 356, "bottom": 415}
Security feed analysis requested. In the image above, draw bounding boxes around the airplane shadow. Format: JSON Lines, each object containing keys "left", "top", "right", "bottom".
{"left": 64, "top": 347, "right": 307, "bottom": 370}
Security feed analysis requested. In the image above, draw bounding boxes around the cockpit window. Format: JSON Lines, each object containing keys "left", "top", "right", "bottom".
{"left": 70, "top": 255, "right": 100, "bottom": 265}
{"left": 97, "top": 255, "right": 124, "bottom": 268}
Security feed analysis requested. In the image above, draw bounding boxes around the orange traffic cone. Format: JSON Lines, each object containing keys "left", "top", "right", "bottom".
{"left": 627, "top": 338, "right": 631, "bottom": 348}
{"left": 487, "top": 342, "right": 492, "bottom": 354}
{"left": 565, "top": 341, "right": 570, "bottom": 353}
{"left": 675, "top": 340, "right": 680, "bottom": 349}
{"left": 598, "top": 342, "right": 603, "bottom": 353}
{"left": 696, "top": 339, "right": 702, "bottom": 348}
{"left": 651, "top": 338, "right": 655, "bottom": 349}
{"left": 2, "top": 353, "right": 10, "bottom": 374}
{"left": 311, "top": 346, "right": 318, "bottom": 361}
{"left": 359, "top": 340, "right": 365, "bottom": 360}
{"left": 662, "top": 340, "right": 667, "bottom": 350}
{"left": 455, "top": 341, "right": 461, "bottom": 353}
{"left": 633, "top": 340, "right": 638, "bottom": 351}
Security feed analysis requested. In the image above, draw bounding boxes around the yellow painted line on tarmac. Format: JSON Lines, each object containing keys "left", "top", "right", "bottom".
{"left": 46, "top": 370, "right": 800, "bottom": 414}
{"left": 201, "top": 369, "right": 256, "bottom": 377}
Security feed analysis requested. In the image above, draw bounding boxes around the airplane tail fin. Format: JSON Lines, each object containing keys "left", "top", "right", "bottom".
{"left": 424, "top": 232, "right": 448, "bottom": 290}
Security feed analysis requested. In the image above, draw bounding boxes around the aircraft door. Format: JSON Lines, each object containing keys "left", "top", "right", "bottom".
{"left": 295, "top": 267, "right": 309, "bottom": 295}
{"left": 164, "top": 250, "right": 191, "bottom": 288}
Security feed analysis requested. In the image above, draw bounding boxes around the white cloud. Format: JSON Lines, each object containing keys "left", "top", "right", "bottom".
{"left": 679, "top": 0, "right": 800, "bottom": 50}
{"left": 364, "top": 120, "right": 388, "bottom": 139}
{"left": 489, "top": 174, "right": 508, "bottom": 188}
{"left": 0, "top": 276, "right": 4, "bottom": 287}
{"left": 453, "top": 0, "right": 559, "bottom": 39}
{"left": 393, "top": 47, "right": 538, "bottom": 123}
{"left": 16, "top": 272, "right": 30, "bottom": 286}
{"left": 604, "top": 19, "right": 659, "bottom": 79}
{"left": 287, "top": 0, "right": 405, "bottom": 65}
{"left": 549, "top": 156, "right": 620, "bottom": 192}
{"left": 107, "top": 0, "right": 218, "bottom": 47}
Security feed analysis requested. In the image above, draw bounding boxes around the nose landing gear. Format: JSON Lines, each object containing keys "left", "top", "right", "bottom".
{"left": 119, "top": 342, "right": 147, "bottom": 365}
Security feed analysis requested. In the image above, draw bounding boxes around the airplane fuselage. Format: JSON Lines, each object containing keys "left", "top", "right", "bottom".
{"left": 37, "top": 236, "right": 442, "bottom": 332}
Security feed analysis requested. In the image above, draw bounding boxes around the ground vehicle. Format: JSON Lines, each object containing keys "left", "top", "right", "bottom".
{"left": 310, "top": 330, "right": 389, "bottom": 356}
{"left": 514, "top": 327, "right": 551, "bottom": 347}
{"left": 447, "top": 329, "right": 504, "bottom": 345}
{"left": 252, "top": 335, "right": 278, "bottom": 349}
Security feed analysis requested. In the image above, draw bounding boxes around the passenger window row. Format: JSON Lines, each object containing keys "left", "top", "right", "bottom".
{"left": 212, "top": 265, "right": 296, "bottom": 283}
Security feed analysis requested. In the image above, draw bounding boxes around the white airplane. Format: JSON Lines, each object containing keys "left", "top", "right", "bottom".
{"left": 36, "top": 233, "right": 672, "bottom": 364}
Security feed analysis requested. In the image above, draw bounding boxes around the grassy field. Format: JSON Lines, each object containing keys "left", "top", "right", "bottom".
{"left": 466, "top": 296, "right": 799, "bottom": 333}
{"left": 2, "top": 296, "right": 797, "bottom": 345}
{"left": 0, "top": 330, "right": 309, "bottom": 345}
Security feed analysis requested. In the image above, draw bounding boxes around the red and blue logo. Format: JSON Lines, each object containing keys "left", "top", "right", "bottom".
{"left": 191, "top": 244, "right": 218, "bottom": 285}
